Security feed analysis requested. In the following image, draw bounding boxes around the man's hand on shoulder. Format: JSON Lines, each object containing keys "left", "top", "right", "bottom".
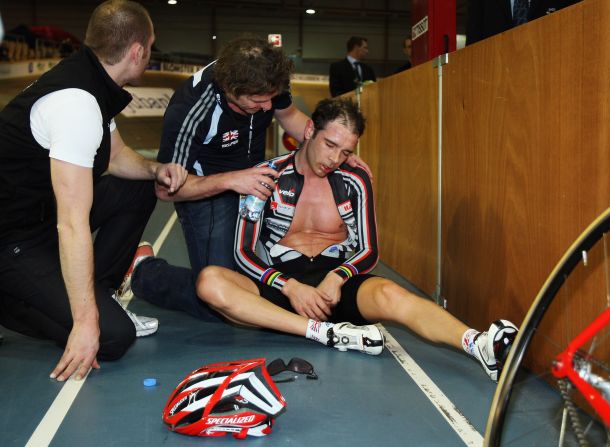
{"left": 50, "top": 319, "right": 100, "bottom": 382}
{"left": 155, "top": 162, "right": 188, "bottom": 194}
{"left": 282, "top": 278, "right": 332, "bottom": 321}
{"left": 346, "top": 153, "right": 373, "bottom": 180}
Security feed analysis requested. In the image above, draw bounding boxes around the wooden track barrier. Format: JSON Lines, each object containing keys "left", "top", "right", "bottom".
{"left": 358, "top": 0, "right": 610, "bottom": 370}
{"left": 441, "top": 0, "right": 610, "bottom": 329}
{"left": 359, "top": 63, "right": 439, "bottom": 297}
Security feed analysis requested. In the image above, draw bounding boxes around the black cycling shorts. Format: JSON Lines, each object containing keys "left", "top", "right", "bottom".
{"left": 252, "top": 254, "right": 376, "bottom": 325}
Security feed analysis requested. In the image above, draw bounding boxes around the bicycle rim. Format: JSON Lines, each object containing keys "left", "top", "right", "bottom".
{"left": 485, "top": 207, "right": 610, "bottom": 446}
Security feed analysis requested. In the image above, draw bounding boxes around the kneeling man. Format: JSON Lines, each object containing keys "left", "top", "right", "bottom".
{"left": 197, "top": 98, "right": 517, "bottom": 382}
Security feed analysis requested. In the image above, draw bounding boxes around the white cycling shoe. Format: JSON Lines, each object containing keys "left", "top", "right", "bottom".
{"left": 327, "top": 322, "right": 385, "bottom": 356}
{"left": 473, "top": 319, "right": 518, "bottom": 382}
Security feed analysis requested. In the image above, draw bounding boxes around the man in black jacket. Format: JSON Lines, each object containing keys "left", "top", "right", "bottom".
{"left": 126, "top": 36, "right": 372, "bottom": 323}
{"left": 467, "top": 0, "right": 581, "bottom": 45}
{"left": 0, "top": 0, "right": 186, "bottom": 382}
{"left": 329, "top": 36, "right": 376, "bottom": 97}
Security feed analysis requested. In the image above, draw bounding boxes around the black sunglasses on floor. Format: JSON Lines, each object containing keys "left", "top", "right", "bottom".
{"left": 267, "top": 357, "right": 318, "bottom": 381}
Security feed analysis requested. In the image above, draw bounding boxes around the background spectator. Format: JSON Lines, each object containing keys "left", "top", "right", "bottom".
{"left": 395, "top": 37, "right": 412, "bottom": 73}
{"left": 329, "top": 36, "right": 376, "bottom": 97}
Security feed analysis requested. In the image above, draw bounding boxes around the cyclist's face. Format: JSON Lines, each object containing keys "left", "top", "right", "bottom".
{"left": 304, "top": 120, "right": 357, "bottom": 177}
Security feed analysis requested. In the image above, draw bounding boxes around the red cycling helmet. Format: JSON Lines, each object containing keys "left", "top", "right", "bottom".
{"left": 162, "top": 358, "right": 286, "bottom": 438}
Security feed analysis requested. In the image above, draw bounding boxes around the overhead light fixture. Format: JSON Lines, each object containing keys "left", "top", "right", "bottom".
{"left": 305, "top": 8, "right": 316, "bottom": 14}
{"left": 168, "top": 0, "right": 177, "bottom": 4}
{"left": 212, "top": 35, "right": 217, "bottom": 40}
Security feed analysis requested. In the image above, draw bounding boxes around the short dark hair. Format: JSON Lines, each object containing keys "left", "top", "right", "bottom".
{"left": 214, "top": 35, "right": 293, "bottom": 98}
{"left": 347, "top": 36, "right": 367, "bottom": 52}
{"left": 312, "top": 98, "right": 365, "bottom": 138}
{"left": 84, "top": 0, "right": 153, "bottom": 65}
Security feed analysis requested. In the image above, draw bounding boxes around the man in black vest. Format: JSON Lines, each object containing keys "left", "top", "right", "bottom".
{"left": 0, "top": 0, "right": 187, "bottom": 382}
{"left": 329, "top": 36, "right": 376, "bottom": 97}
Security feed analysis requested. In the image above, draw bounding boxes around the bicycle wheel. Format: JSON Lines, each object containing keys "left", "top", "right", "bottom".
{"left": 485, "top": 208, "right": 610, "bottom": 446}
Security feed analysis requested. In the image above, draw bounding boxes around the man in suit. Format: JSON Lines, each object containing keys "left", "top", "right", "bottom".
{"left": 395, "top": 37, "right": 412, "bottom": 74}
{"left": 329, "top": 36, "right": 376, "bottom": 97}
{"left": 467, "top": 0, "right": 581, "bottom": 45}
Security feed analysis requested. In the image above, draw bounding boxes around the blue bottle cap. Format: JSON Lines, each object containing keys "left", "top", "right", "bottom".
{"left": 143, "top": 378, "right": 157, "bottom": 387}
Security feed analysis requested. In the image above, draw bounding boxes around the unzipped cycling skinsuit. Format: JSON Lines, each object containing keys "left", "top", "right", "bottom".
{"left": 235, "top": 151, "right": 379, "bottom": 324}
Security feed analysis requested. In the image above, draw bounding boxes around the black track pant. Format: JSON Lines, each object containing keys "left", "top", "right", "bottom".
{"left": 0, "top": 176, "right": 156, "bottom": 360}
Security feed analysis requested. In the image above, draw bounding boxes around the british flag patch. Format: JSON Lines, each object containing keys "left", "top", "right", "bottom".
{"left": 222, "top": 130, "right": 239, "bottom": 142}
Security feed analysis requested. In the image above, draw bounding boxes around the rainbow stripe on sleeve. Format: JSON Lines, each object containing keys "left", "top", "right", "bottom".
{"left": 261, "top": 269, "right": 283, "bottom": 286}
{"left": 333, "top": 264, "right": 358, "bottom": 280}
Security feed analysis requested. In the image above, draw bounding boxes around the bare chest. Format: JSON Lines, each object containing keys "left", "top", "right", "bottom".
{"left": 289, "top": 178, "right": 345, "bottom": 234}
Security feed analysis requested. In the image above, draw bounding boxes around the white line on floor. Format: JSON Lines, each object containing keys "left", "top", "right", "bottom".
{"left": 379, "top": 325, "right": 484, "bottom": 447}
{"left": 26, "top": 212, "right": 178, "bottom": 447}
{"left": 25, "top": 369, "right": 91, "bottom": 447}
{"left": 152, "top": 211, "right": 178, "bottom": 255}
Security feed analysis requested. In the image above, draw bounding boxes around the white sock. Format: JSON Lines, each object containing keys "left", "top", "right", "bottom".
{"left": 462, "top": 328, "right": 479, "bottom": 356}
{"left": 305, "top": 320, "right": 335, "bottom": 345}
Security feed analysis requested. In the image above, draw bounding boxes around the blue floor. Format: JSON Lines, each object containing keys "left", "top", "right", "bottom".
{"left": 1, "top": 320, "right": 496, "bottom": 446}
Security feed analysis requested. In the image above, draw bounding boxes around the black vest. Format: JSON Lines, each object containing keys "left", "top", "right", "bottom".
{"left": 0, "top": 47, "right": 132, "bottom": 243}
